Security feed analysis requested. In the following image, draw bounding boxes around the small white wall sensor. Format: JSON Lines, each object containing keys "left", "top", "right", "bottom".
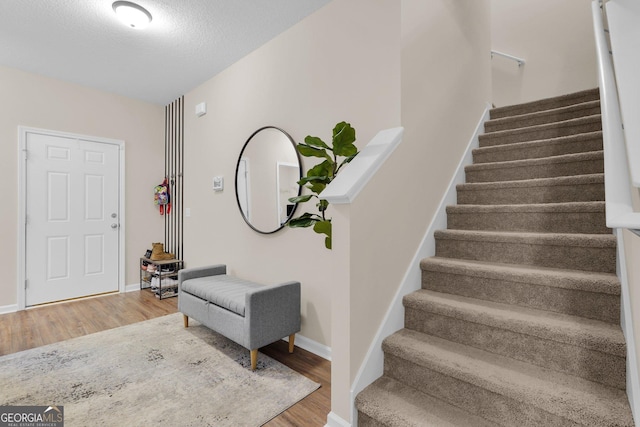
{"left": 213, "top": 176, "right": 224, "bottom": 191}
{"left": 195, "top": 102, "right": 207, "bottom": 117}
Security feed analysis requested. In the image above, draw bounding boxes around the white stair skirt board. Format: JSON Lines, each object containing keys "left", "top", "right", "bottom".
{"left": 348, "top": 103, "right": 492, "bottom": 425}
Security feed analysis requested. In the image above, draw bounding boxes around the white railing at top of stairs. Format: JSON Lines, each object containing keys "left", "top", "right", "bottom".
{"left": 592, "top": 0, "right": 640, "bottom": 234}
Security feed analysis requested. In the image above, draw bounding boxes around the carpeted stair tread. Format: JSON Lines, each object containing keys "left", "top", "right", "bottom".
{"left": 457, "top": 173, "right": 604, "bottom": 205}
{"left": 446, "top": 201, "right": 609, "bottom": 234}
{"left": 420, "top": 257, "right": 619, "bottom": 295}
{"left": 465, "top": 150, "right": 603, "bottom": 183}
{"left": 473, "top": 131, "right": 603, "bottom": 164}
{"left": 485, "top": 100, "right": 601, "bottom": 132}
{"left": 403, "top": 289, "right": 625, "bottom": 357}
{"left": 490, "top": 88, "right": 600, "bottom": 119}
{"left": 458, "top": 173, "right": 604, "bottom": 191}
{"left": 479, "top": 115, "right": 602, "bottom": 148}
{"left": 435, "top": 229, "right": 616, "bottom": 273}
{"left": 447, "top": 201, "right": 606, "bottom": 215}
{"left": 434, "top": 229, "right": 616, "bottom": 248}
{"left": 420, "top": 257, "right": 620, "bottom": 324}
{"left": 403, "top": 290, "right": 625, "bottom": 388}
{"left": 356, "top": 376, "right": 499, "bottom": 427}
{"left": 382, "top": 329, "right": 634, "bottom": 426}
{"left": 421, "top": 257, "right": 620, "bottom": 324}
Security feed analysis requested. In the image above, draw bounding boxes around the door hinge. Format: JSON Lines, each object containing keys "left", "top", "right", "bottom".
{"left": 25, "top": 279, "right": 28, "bottom": 289}
{"left": 22, "top": 149, "right": 28, "bottom": 160}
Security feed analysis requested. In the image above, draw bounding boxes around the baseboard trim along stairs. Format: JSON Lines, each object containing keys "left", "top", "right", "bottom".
{"left": 355, "top": 88, "right": 636, "bottom": 426}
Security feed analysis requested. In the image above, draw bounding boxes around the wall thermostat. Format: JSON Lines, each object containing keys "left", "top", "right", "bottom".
{"left": 213, "top": 176, "right": 224, "bottom": 191}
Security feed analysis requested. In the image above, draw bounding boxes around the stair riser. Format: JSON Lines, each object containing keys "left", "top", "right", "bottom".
{"left": 357, "top": 413, "right": 385, "bottom": 427}
{"left": 421, "top": 270, "right": 620, "bottom": 324}
{"left": 473, "top": 136, "right": 603, "bottom": 164}
{"left": 457, "top": 183, "right": 604, "bottom": 205}
{"left": 485, "top": 105, "right": 601, "bottom": 133}
{"left": 384, "top": 354, "right": 577, "bottom": 427}
{"left": 465, "top": 158, "right": 603, "bottom": 183}
{"left": 405, "top": 309, "right": 625, "bottom": 389}
{"left": 447, "top": 210, "right": 609, "bottom": 234}
{"left": 490, "top": 90, "right": 600, "bottom": 119}
{"left": 435, "top": 238, "right": 616, "bottom": 273}
{"left": 479, "top": 121, "right": 602, "bottom": 148}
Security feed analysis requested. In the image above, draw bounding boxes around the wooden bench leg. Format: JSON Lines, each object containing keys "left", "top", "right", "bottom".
{"left": 288, "top": 334, "right": 295, "bottom": 353}
{"left": 250, "top": 349, "right": 258, "bottom": 370}
{"left": 183, "top": 314, "right": 189, "bottom": 328}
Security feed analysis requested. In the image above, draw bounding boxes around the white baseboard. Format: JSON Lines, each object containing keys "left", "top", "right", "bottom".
{"left": 282, "top": 334, "right": 331, "bottom": 361}
{"left": 0, "top": 304, "right": 18, "bottom": 315}
{"left": 348, "top": 103, "right": 492, "bottom": 424}
{"left": 1, "top": 287, "right": 138, "bottom": 314}
{"left": 125, "top": 283, "right": 141, "bottom": 293}
{"left": 325, "top": 411, "right": 351, "bottom": 427}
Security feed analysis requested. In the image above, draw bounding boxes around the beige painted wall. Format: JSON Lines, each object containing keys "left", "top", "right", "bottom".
{"left": 326, "top": 0, "right": 493, "bottom": 422}
{"left": 0, "top": 65, "right": 164, "bottom": 308}
{"left": 350, "top": 0, "right": 492, "bottom": 376}
{"left": 491, "top": 0, "right": 598, "bottom": 107}
{"left": 182, "top": 0, "right": 401, "bottom": 352}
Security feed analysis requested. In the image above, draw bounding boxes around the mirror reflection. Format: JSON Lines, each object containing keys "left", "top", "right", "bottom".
{"left": 235, "top": 126, "right": 302, "bottom": 234}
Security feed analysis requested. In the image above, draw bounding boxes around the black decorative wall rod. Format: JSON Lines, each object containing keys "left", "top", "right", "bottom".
{"left": 164, "top": 96, "right": 184, "bottom": 260}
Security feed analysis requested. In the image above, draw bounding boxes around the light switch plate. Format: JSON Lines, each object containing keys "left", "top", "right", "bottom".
{"left": 213, "top": 176, "right": 224, "bottom": 191}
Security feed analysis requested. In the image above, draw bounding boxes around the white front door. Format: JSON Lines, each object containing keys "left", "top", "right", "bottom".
{"left": 25, "top": 131, "right": 120, "bottom": 306}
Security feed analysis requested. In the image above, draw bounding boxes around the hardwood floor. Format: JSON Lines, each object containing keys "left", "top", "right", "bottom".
{"left": 0, "top": 290, "right": 331, "bottom": 426}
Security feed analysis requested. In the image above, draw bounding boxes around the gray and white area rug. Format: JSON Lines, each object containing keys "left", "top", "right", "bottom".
{"left": 0, "top": 313, "right": 320, "bottom": 426}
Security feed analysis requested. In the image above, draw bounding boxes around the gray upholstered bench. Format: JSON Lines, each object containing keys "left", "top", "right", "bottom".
{"left": 178, "top": 264, "right": 301, "bottom": 370}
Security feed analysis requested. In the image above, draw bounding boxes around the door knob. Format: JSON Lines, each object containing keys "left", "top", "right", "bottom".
{"left": 111, "top": 223, "right": 119, "bottom": 229}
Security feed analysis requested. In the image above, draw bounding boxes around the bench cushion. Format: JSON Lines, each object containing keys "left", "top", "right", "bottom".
{"left": 180, "top": 274, "right": 263, "bottom": 316}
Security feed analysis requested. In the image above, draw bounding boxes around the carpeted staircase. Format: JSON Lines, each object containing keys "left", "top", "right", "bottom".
{"left": 355, "top": 88, "right": 636, "bottom": 426}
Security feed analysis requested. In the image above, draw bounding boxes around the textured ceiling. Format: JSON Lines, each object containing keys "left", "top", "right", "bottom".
{"left": 0, "top": 0, "right": 331, "bottom": 105}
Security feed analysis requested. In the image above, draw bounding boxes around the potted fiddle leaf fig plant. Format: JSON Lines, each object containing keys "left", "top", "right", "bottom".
{"left": 287, "top": 121, "right": 358, "bottom": 249}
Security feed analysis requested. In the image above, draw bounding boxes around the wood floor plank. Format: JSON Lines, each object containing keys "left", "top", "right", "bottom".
{"left": 0, "top": 290, "right": 331, "bottom": 426}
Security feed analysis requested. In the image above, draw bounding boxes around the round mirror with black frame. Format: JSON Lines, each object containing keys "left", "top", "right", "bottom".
{"left": 234, "top": 126, "right": 303, "bottom": 234}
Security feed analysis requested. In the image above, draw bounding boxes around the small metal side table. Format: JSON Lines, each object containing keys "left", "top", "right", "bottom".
{"left": 139, "top": 257, "right": 184, "bottom": 299}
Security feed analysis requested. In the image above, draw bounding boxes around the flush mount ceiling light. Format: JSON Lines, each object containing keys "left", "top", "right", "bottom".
{"left": 112, "top": 1, "right": 152, "bottom": 29}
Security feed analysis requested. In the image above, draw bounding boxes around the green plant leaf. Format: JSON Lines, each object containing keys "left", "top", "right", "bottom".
{"left": 304, "top": 135, "right": 330, "bottom": 149}
{"left": 313, "top": 220, "right": 332, "bottom": 250}
{"left": 308, "top": 160, "right": 334, "bottom": 177}
{"left": 297, "top": 144, "right": 331, "bottom": 159}
{"left": 313, "top": 220, "right": 331, "bottom": 237}
{"left": 332, "top": 122, "right": 356, "bottom": 157}
{"left": 335, "top": 143, "right": 358, "bottom": 158}
{"left": 342, "top": 153, "right": 358, "bottom": 164}
{"left": 287, "top": 212, "right": 321, "bottom": 228}
{"left": 308, "top": 182, "right": 327, "bottom": 194}
{"left": 288, "top": 194, "right": 314, "bottom": 204}
{"left": 317, "top": 199, "right": 329, "bottom": 212}
{"left": 298, "top": 176, "right": 328, "bottom": 185}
